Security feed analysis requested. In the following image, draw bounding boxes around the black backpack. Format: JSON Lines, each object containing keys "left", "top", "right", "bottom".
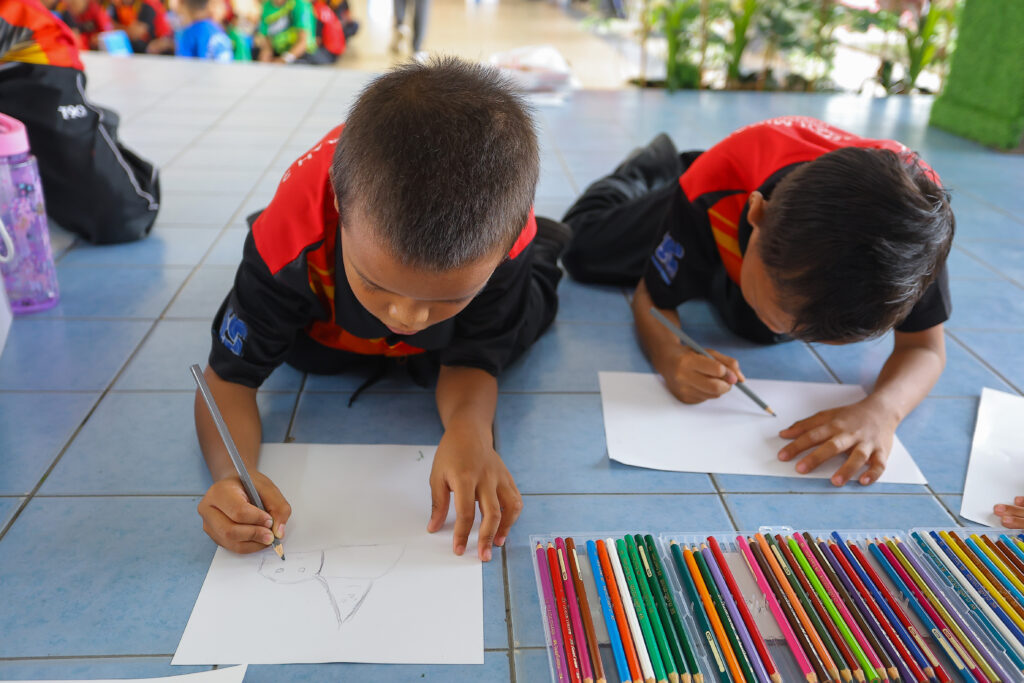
{"left": 0, "top": 61, "right": 160, "bottom": 244}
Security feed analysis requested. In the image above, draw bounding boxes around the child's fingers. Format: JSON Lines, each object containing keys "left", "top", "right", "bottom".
{"left": 451, "top": 484, "right": 476, "bottom": 557}
{"left": 778, "top": 412, "right": 825, "bottom": 439}
{"left": 202, "top": 506, "right": 274, "bottom": 553}
{"left": 258, "top": 481, "right": 292, "bottom": 537}
{"left": 686, "top": 373, "right": 733, "bottom": 397}
{"left": 476, "top": 487, "right": 502, "bottom": 563}
{"left": 707, "top": 349, "right": 744, "bottom": 383}
{"left": 794, "top": 433, "right": 856, "bottom": 476}
{"left": 493, "top": 484, "right": 522, "bottom": 548}
{"left": 825, "top": 443, "right": 871, "bottom": 486}
{"left": 858, "top": 449, "right": 887, "bottom": 486}
{"left": 994, "top": 502, "right": 1024, "bottom": 529}
{"left": 215, "top": 484, "right": 273, "bottom": 527}
{"left": 689, "top": 353, "right": 736, "bottom": 383}
{"left": 779, "top": 422, "right": 836, "bottom": 461}
{"left": 427, "top": 478, "right": 451, "bottom": 533}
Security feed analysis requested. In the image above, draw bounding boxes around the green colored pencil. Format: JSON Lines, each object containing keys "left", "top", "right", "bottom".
{"left": 645, "top": 534, "right": 703, "bottom": 683}
{"left": 788, "top": 537, "right": 875, "bottom": 681}
{"left": 695, "top": 545, "right": 757, "bottom": 683}
{"left": 618, "top": 537, "right": 668, "bottom": 683}
{"left": 671, "top": 541, "right": 733, "bottom": 683}
{"left": 764, "top": 534, "right": 847, "bottom": 682}
{"left": 629, "top": 534, "right": 683, "bottom": 683}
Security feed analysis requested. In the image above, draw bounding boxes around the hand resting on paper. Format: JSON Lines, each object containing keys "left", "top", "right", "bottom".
{"left": 994, "top": 497, "right": 1024, "bottom": 529}
{"left": 427, "top": 421, "right": 522, "bottom": 563}
{"left": 777, "top": 397, "right": 898, "bottom": 487}
{"left": 198, "top": 472, "right": 291, "bottom": 553}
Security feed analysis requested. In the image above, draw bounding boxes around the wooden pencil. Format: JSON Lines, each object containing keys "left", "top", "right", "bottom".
{"left": 646, "top": 535, "right": 702, "bottom": 683}
{"left": 685, "top": 544, "right": 744, "bottom": 683}
{"left": 708, "top": 537, "right": 781, "bottom": 683}
{"left": 538, "top": 543, "right": 572, "bottom": 682}
{"left": 890, "top": 537, "right": 1010, "bottom": 682}
{"left": 634, "top": 535, "right": 690, "bottom": 683}
{"left": 627, "top": 535, "right": 676, "bottom": 683}
{"left": 941, "top": 531, "right": 1024, "bottom": 630}
{"left": 598, "top": 539, "right": 644, "bottom": 683}
{"left": 699, "top": 543, "right": 760, "bottom": 683}
{"left": 564, "top": 538, "right": 599, "bottom": 683}
{"left": 757, "top": 533, "right": 840, "bottom": 682}
{"left": 870, "top": 540, "right": 977, "bottom": 681}
{"left": 621, "top": 537, "right": 668, "bottom": 683}
{"left": 671, "top": 541, "right": 732, "bottom": 683}
{"left": 737, "top": 536, "right": 816, "bottom": 683}
{"left": 611, "top": 538, "right": 658, "bottom": 683}
{"left": 833, "top": 538, "right": 930, "bottom": 683}
{"left": 1002, "top": 534, "right": 1024, "bottom": 570}
{"left": 776, "top": 536, "right": 860, "bottom": 682}
{"left": 847, "top": 541, "right": 948, "bottom": 683}
{"left": 800, "top": 535, "right": 888, "bottom": 682}
{"left": 588, "top": 540, "right": 630, "bottom": 683}
{"left": 550, "top": 543, "right": 585, "bottom": 683}
{"left": 991, "top": 537, "right": 1024, "bottom": 582}
{"left": 970, "top": 534, "right": 1024, "bottom": 597}
{"left": 964, "top": 535, "right": 1024, "bottom": 617}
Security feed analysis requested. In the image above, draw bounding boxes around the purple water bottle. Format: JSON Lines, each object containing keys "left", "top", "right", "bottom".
{"left": 0, "top": 113, "right": 59, "bottom": 314}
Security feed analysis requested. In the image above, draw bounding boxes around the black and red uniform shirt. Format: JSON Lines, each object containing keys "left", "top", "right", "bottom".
{"left": 644, "top": 116, "right": 950, "bottom": 334}
{"left": 210, "top": 125, "right": 539, "bottom": 388}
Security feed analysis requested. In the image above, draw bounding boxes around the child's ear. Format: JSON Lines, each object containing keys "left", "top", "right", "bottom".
{"left": 747, "top": 191, "right": 766, "bottom": 230}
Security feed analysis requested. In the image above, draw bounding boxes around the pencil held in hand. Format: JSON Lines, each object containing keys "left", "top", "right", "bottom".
{"left": 649, "top": 308, "right": 776, "bottom": 417}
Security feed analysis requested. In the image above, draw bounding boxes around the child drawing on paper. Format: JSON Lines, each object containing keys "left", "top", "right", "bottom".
{"left": 257, "top": 543, "right": 404, "bottom": 627}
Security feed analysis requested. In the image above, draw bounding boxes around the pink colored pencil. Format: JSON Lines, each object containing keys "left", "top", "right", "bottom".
{"left": 794, "top": 532, "right": 885, "bottom": 678}
{"left": 737, "top": 535, "right": 816, "bottom": 682}
{"left": 538, "top": 543, "right": 571, "bottom": 681}
{"left": 557, "top": 538, "right": 594, "bottom": 683}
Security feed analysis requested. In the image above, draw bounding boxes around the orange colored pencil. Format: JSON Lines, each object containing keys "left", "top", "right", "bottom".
{"left": 755, "top": 533, "right": 839, "bottom": 681}
{"left": 597, "top": 539, "right": 643, "bottom": 683}
{"left": 683, "top": 545, "right": 745, "bottom": 682}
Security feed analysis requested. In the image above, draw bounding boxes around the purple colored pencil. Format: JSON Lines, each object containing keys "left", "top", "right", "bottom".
{"left": 538, "top": 543, "right": 571, "bottom": 682}
{"left": 896, "top": 538, "right": 1017, "bottom": 683}
{"left": 701, "top": 543, "right": 770, "bottom": 683}
{"left": 818, "top": 538, "right": 916, "bottom": 683}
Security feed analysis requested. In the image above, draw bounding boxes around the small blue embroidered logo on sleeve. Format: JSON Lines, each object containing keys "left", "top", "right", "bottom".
{"left": 653, "top": 234, "right": 685, "bottom": 284}
{"left": 219, "top": 307, "right": 248, "bottom": 357}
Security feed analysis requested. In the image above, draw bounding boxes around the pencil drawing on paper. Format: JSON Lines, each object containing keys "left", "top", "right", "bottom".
{"left": 257, "top": 544, "right": 405, "bottom": 628}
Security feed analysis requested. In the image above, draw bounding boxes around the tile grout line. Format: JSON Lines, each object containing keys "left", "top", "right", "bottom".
{"left": 503, "top": 542, "right": 517, "bottom": 683}
{"left": 945, "top": 330, "right": 1024, "bottom": 397}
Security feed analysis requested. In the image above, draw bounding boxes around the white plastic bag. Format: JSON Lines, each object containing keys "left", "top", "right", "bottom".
{"left": 489, "top": 45, "right": 573, "bottom": 93}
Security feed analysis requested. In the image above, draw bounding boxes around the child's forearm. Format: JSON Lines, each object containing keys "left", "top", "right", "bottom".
{"left": 631, "top": 279, "right": 685, "bottom": 374}
{"left": 436, "top": 365, "right": 498, "bottom": 439}
{"left": 194, "top": 365, "right": 263, "bottom": 481}
{"left": 866, "top": 326, "right": 946, "bottom": 423}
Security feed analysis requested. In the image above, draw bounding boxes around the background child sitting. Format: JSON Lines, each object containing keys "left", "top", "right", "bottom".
{"left": 173, "top": 0, "right": 233, "bottom": 61}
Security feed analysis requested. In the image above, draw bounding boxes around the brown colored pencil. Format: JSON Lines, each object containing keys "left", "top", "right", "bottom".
{"left": 567, "top": 538, "right": 607, "bottom": 683}
{"left": 949, "top": 532, "right": 1024, "bottom": 621}
{"left": 988, "top": 536, "right": 1024, "bottom": 583}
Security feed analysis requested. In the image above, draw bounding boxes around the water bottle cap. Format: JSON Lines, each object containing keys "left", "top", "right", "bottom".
{"left": 0, "top": 113, "right": 29, "bottom": 157}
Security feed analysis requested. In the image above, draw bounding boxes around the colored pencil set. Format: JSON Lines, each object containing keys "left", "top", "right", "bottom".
{"left": 534, "top": 531, "right": 1024, "bottom": 683}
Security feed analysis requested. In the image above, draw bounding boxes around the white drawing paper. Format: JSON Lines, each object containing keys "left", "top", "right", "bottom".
{"left": 961, "top": 388, "right": 1024, "bottom": 527}
{"left": 599, "top": 372, "right": 925, "bottom": 484}
{"left": 173, "top": 444, "right": 483, "bottom": 666}
{"left": 0, "top": 665, "right": 247, "bottom": 683}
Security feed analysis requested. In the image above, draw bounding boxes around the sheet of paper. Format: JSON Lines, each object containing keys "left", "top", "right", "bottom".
{"left": 1, "top": 666, "right": 246, "bottom": 683}
{"left": 173, "top": 444, "right": 483, "bottom": 666}
{"left": 599, "top": 372, "right": 926, "bottom": 484}
{"left": 961, "top": 388, "right": 1024, "bottom": 527}
{"left": 0, "top": 281, "right": 11, "bottom": 358}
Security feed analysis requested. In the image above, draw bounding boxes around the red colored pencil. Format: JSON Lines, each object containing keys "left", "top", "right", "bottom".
{"left": 708, "top": 537, "right": 781, "bottom": 683}
{"left": 549, "top": 543, "right": 583, "bottom": 683}
{"left": 849, "top": 542, "right": 950, "bottom": 683}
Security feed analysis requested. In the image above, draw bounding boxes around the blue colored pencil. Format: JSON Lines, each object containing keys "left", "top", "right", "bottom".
{"left": 913, "top": 532, "right": 1024, "bottom": 674}
{"left": 1002, "top": 534, "right": 1024, "bottom": 568}
{"left": 965, "top": 536, "right": 1024, "bottom": 606}
{"left": 588, "top": 540, "right": 631, "bottom": 683}
{"left": 867, "top": 540, "right": 972, "bottom": 679}
{"left": 830, "top": 532, "right": 934, "bottom": 678}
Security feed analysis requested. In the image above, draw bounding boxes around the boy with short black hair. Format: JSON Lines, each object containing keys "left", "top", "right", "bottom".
{"left": 559, "top": 117, "right": 954, "bottom": 487}
{"left": 195, "top": 57, "right": 566, "bottom": 563}
{"left": 108, "top": 0, "right": 174, "bottom": 53}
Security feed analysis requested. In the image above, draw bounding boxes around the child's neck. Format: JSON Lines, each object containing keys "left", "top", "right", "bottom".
{"left": 191, "top": 9, "right": 213, "bottom": 21}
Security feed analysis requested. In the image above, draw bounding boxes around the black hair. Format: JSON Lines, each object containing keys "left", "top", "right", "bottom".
{"left": 331, "top": 55, "right": 539, "bottom": 271}
{"left": 757, "top": 147, "right": 955, "bottom": 343}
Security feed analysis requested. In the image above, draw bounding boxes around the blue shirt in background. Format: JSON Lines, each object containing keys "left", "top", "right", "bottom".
{"left": 176, "top": 18, "right": 233, "bottom": 61}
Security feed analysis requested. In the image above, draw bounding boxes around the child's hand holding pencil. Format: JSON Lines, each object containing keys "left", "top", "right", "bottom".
{"left": 197, "top": 472, "right": 291, "bottom": 554}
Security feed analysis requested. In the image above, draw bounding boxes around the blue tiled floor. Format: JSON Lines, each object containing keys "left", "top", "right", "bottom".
{"left": 2, "top": 56, "right": 1022, "bottom": 682}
